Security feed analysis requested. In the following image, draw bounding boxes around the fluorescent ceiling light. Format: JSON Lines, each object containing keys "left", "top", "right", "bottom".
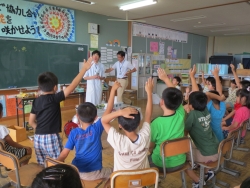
{"left": 194, "top": 23, "right": 225, "bottom": 28}
{"left": 224, "top": 32, "right": 250, "bottom": 36}
{"left": 71, "top": 0, "right": 95, "bottom": 5}
{"left": 171, "top": 15, "right": 206, "bottom": 22}
{"left": 211, "top": 28, "right": 239, "bottom": 32}
{"left": 120, "top": 0, "right": 157, "bottom": 11}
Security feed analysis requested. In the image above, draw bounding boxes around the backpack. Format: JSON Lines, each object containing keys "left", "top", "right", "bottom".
{"left": 64, "top": 121, "right": 78, "bottom": 138}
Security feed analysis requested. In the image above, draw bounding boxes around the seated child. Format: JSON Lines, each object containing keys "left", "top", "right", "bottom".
{"left": 149, "top": 68, "right": 186, "bottom": 173}
{"left": 172, "top": 76, "right": 182, "bottom": 90}
{"left": 222, "top": 89, "right": 242, "bottom": 126}
{"left": 225, "top": 79, "right": 238, "bottom": 109}
{"left": 230, "top": 64, "right": 250, "bottom": 90}
{"left": 201, "top": 70, "right": 215, "bottom": 93}
{"left": 222, "top": 88, "right": 250, "bottom": 141}
{"left": 0, "top": 103, "right": 32, "bottom": 165}
{"left": 31, "top": 164, "right": 82, "bottom": 188}
{"left": 101, "top": 77, "right": 154, "bottom": 171}
{"left": 185, "top": 91, "right": 219, "bottom": 187}
{"left": 29, "top": 57, "right": 93, "bottom": 165}
{"left": 57, "top": 81, "right": 121, "bottom": 180}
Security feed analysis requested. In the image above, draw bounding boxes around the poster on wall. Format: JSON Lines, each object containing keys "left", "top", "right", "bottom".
{"left": 0, "top": 0, "right": 75, "bottom": 41}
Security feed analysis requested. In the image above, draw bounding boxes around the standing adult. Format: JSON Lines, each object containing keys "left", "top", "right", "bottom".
{"left": 105, "top": 51, "right": 136, "bottom": 102}
{"left": 84, "top": 50, "right": 106, "bottom": 105}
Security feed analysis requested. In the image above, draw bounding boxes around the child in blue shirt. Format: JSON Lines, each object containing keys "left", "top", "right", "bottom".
{"left": 57, "top": 81, "right": 121, "bottom": 181}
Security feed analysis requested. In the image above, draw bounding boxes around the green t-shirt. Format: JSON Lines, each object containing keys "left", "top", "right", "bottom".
{"left": 185, "top": 108, "right": 219, "bottom": 156}
{"left": 151, "top": 105, "right": 186, "bottom": 168}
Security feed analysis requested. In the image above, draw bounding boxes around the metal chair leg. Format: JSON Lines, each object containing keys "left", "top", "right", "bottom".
{"left": 229, "top": 158, "right": 246, "bottom": 166}
{"left": 236, "top": 147, "right": 250, "bottom": 152}
{"left": 216, "top": 180, "right": 230, "bottom": 188}
{"left": 199, "top": 166, "right": 205, "bottom": 188}
{"left": 221, "top": 168, "right": 240, "bottom": 177}
{"left": 180, "top": 171, "right": 187, "bottom": 188}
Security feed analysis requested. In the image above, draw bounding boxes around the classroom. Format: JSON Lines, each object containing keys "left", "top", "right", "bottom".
{"left": 0, "top": 0, "right": 250, "bottom": 188}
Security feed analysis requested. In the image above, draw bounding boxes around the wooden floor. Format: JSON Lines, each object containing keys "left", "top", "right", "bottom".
{"left": 0, "top": 99, "right": 249, "bottom": 188}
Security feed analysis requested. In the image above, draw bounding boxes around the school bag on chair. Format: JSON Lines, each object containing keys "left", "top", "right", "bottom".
{"left": 64, "top": 121, "right": 78, "bottom": 138}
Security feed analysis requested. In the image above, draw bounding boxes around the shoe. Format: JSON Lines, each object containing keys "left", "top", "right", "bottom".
{"left": 205, "top": 170, "right": 214, "bottom": 182}
{"left": 192, "top": 182, "right": 199, "bottom": 188}
{"left": 240, "top": 137, "right": 245, "bottom": 144}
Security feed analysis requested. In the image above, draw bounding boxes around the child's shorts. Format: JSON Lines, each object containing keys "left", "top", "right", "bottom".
{"left": 79, "top": 167, "right": 112, "bottom": 181}
{"left": 5, "top": 142, "right": 26, "bottom": 159}
{"left": 188, "top": 143, "right": 218, "bottom": 163}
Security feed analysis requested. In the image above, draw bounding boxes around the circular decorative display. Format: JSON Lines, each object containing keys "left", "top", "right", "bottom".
{"left": 35, "top": 5, "right": 75, "bottom": 41}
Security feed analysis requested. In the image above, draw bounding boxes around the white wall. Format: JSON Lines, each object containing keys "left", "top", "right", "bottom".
{"left": 207, "top": 35, "right": 250, "bottom": 61}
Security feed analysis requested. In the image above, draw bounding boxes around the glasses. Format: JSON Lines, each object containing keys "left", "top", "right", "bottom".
{"left": 43, "top": 168, "right": 66, "bottom": 180}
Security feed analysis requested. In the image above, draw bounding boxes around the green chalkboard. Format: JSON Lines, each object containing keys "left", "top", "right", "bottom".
{"left": 0, "top": 38, "right": 88, "bottom": 89}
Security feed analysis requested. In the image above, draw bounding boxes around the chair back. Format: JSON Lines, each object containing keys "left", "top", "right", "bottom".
{"left": 45, "top": 157, "right": 79, "bottom": 172}
{"left": 160, "top": 136, "right": 193, "bottom": 170}
{"left": 110, "top": 167, "right": 159, "bottom": 188}
{"left": 215, "top": 135, "right": 235, "bottom": 171}
{"left": 228, "top": 125, "right": 242, "bottom": 147}
{"left": 241, "top": 119, "right": 249, "bottom": 134}
{"left": 0, "top": 139, "right": 5, "bottom": 150}
{"left": 0, "top": 149, "right": 21, "bottom": 187}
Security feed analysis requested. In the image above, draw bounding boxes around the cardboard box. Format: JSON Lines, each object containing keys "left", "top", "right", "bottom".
{"left": 236, "top": 69, "right": 250, "bottom": 76}
{"left": 8, "top": 126, "right": 27, "bottom": 142}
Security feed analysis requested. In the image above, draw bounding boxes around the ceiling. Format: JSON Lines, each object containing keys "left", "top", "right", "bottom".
{"left": 31, "top": 0, "right": 250, "bottom": 37}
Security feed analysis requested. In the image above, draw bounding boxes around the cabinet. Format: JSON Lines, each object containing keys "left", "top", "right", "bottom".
{"left": 131, "top": 53, "right": 153, "bottom": 99}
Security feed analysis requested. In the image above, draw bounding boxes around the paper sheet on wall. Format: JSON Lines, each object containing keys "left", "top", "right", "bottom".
{"left": 90, "top": 34, "right": 98, "bottom": 48}
{"left": 132, "top": 77, "right": 137, "bottom": 87}
{"left": 159, "top": 42, "right": 165, "bottom": 55}
{"left": 150, "top": 42, "right": 158, "bottom": 52}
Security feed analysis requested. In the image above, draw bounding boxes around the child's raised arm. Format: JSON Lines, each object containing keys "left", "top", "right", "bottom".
{"left": 64, "top": 57, "right": 93, "bottom": 97}
{"left": 201, "top": 70, "right": 206, "bottom": 86}
{"left": 230, "top": 64, "right": 241, "bottom": 88}
{"left": 190, "top": 64, "right": 199, "bottom": 92}
{"left": 102, "top": 81, "right": 121, "bottom": 117}
{"left": 144, "top": 77, "right": 154, "bottom": 124}
{"left": 101, "top": 107, "right": 138, "bottom": 134}
{"left": 157, "top": 68, "right": 174, "bottom": 87}
{"left": 211, "top": 65, "right": 223, "bottom": 96}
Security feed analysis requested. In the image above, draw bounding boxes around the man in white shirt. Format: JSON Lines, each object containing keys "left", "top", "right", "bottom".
{"left": 105, "top": 51, "right": 136, "bottom": 102}
{"left": 101, "top": 77, "right": 154, "bottom": 171}
{"left": 84, "top": 50, "right": 106, "bottom": 105}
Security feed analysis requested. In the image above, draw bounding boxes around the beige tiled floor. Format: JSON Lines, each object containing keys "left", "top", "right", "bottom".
{"left": 0, "top": 99, "right": 249, "bottom": 187}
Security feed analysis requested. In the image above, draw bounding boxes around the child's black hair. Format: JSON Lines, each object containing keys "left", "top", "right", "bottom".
{"left": 0, "top": 103, "right": 2, "bottom": 115}
{"left": 208, "top": 90, "right": 220, "bottom": 105}
{"left": 173, "top": 76, "right": 181, "bottom": 86}
{"left": 92, "top": 50, "right": 101, "bottom": 57}
{"left": 197, "top": 84, "right": 203, "bottom": 92}
{"left": 240, "top": 80, "right": 250, "bottom": 89}
{"left": 189, "top": 91, "right": 208, "bottom": 111}
{"left": 38, "top": 72, "right": 58, "bottom": 92}
{"left": 236, "top": 89, "right": 241, "bottom": 97}
{"left": 206, "top": 77, "right": 215, "bottom": 82}
{"left": 162, "top": 87, "right": 183, "bottom": 110}
{"left": 239, "top": 89, "right": 250, "bottom": 109}
{"left": 77, "top": 102, "right": 97, "bottom": 123}
{"left": 240, "top": 176, "right": 250, "bottom": 188}
{"left": 118, "top": 108, "right": 140, "bottom": 132}
{"left": 230, "top": 79, "right": 236, "bottom": 85}
{"left": 31, "top": 164, "right": 82, "bottom": 188}
{"left": 210, "top": 79, "right": 216, "bottom": 90}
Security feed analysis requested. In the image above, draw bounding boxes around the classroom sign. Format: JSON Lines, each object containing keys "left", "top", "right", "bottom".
{"left": 0, "top": 0, "right": 75, "bottom": 41}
